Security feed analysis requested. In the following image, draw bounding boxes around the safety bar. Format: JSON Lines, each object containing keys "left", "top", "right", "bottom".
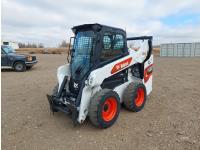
{"left": 127, "top": 36, "right": 153, "bottom": 41}
{"left": 126, "top": 36, "right": 153, "bottom": 62}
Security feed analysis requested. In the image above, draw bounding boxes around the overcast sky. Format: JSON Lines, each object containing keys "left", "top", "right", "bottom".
{"left": 2, "top": 0, "right": 200, "bottom": 47}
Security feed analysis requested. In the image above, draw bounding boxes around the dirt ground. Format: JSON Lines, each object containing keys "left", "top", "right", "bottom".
{"left": 2, "top": 54, "right": 200, "bottom": 150}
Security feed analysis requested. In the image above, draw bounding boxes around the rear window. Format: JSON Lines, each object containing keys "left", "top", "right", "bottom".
{"left": 100, "top": 32, "right": 124, "bottom": 62}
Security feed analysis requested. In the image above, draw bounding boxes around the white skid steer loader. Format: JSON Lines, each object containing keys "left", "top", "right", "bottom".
{"left": 47, "top": 23, "right": 153, "bottom": 128}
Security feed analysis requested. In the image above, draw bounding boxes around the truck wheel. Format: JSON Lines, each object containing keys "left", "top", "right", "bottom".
{"left": 89, "top": 89, "right": 120, "bottom": 128}
{"left": 14, "top": 61, "right": 26, "bottom": 72}
{"left": 123, "top": 81, "right": 146, "bottom": 112}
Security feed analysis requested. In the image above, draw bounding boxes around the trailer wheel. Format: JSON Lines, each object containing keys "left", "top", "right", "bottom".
{"left": 89, "top": 89, "right": 120, "bottom": 128}
{"left": 123, "top": 81, "right": 146, "bottom": 112}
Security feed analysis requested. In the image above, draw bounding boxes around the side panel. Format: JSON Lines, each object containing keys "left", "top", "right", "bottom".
{"left": 77, "top": 85, "right": 101, "bottom": 123}
{"left": 113, "top": 81, "right": 131, "bottom": 102}
{"left": 78, "top": 38, "right": 152, "bottom": 123}
{"left": 1, "top": 53, "right": 8, "bottom": 66}
{"left": 143, "top": 55, "right": 153, "bottom": 95}
{"left": 113, "top": 72, "right": 137, "bottom": 103}
{"left": 88, "top": 45, "right": 149, "bottom": 88}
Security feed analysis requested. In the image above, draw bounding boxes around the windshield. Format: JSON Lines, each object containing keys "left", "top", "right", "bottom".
{"left": 71, "top": 31, "right": 95, "bottom": 80}
{"left": 2, "top": 45, "right": 15, "bottom": 54}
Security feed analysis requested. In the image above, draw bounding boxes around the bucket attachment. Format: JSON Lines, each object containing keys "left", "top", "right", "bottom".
{"left": 46, "top": 94, "right": 78, "bottom": 126}
{"left": 47, "top": 94, "right": 57, "bottom": 114}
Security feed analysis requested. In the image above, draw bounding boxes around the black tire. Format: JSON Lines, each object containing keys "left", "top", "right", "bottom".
{"left": 89, "top": 89, "right": 120, "bottom": 128}
{"left": 26, "top": 66, "right": 32, "bottom": 70}
{"left": 14, "top": 61, "right": 26, "bottom": 72}
{"left": 123, "top": 81, "right": 147, "bottom": 112}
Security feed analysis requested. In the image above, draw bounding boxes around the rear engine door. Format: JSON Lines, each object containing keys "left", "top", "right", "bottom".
{"left": 143, "top": 55, "right": 153, "bottom": 95}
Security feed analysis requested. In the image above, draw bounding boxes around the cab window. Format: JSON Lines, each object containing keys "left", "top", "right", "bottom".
{"left": 100, "top": 32, "right": 124, "bottom": 62}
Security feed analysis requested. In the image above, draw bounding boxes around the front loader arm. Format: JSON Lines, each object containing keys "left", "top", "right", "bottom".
{"left": 127, "top": 36, "right": 153, "bottom": 62}
{"left": 57, "top": 64, "right": 71, "bottom": 91}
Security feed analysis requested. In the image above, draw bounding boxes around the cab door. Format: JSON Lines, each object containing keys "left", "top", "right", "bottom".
{"left": 1, "top": 49, "right": 8, "bottom": 66}
{"left": 143, "top": 55, "right": 153, "bottom": 95}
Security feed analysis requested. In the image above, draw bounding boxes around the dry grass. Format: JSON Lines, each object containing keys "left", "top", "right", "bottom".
{"left": 16, "top": 48, "right": 69, "bottom": 54}
{"left": 153, "top": 47, "right": 160, "bottom": 56}
{"left": 16, "top": 47, "right": 160, "bottom": 56}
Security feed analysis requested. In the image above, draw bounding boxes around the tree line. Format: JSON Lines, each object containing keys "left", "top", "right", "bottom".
{"left": 18, "top": 42, "right": 44, "bottom": 48}
{"left": 18, "top": 40, "right": 71, "bottom": 48}
{"left": 59, "top": 40, "right": 70, "bottom": 48}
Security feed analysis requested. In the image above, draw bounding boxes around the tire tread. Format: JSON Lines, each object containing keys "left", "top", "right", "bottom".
{"left": 89, "top": 89, "right": 111, "bottom": 127}
{"left": 123, "top": 81, "right": 146, "bottom": 112}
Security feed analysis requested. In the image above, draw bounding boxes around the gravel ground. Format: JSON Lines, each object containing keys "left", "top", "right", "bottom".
{"left": 2, "top": 54, "right": 200, "bottom": 150}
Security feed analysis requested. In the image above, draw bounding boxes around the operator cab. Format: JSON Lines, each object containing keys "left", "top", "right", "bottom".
{"left": 47, "top": 23, "right": 153, "bottom": 127}
{"left": 68, "top": 24, "right": 129, "bottom": 95}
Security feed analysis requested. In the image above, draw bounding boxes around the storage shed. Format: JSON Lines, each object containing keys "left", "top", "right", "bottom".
{"left": 160, "top": 43, "right": 200, "bottom": 57}
{"left": 1, "top": 41, "right": 19, "bottom": 49}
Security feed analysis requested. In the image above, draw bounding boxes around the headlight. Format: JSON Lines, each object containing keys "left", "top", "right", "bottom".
{"left": 27, "top": 56, "right": 32, "bottom": 61}
{"left": 88, "top": 74, "right": 96, "bottom": 86}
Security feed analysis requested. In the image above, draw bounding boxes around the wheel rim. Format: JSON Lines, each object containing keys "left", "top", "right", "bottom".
{"left": 135, "top": 87, "right": 145, "bottom": 107}
{"left": 102, "top": 97, "right": 117, "bottom": 122}
{"left": 16, "top": 64, "right": 23, "bottom": 70}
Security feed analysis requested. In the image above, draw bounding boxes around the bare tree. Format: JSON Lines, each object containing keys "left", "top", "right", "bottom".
{"left": 38, "top": 43, "right": 44, "bottom": 48}
{"left": 59, "top": 40, "right": 69, "bottom": 47}
{"left": 18, "top": 42, "right": 45, "bottom": 48}
{"left": 18, "top": 42, "right": 26, "bottom": 48}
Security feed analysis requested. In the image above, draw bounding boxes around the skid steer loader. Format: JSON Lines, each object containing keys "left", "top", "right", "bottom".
{"left": 47, "top": 23, "right": 153, "bottom": 128}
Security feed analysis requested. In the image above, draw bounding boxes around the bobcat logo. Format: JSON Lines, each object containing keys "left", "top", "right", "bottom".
{"left": 73, "top": 82, "right": 79, "bottom": 88}
{"left": 111, "top": 57, "right": 132, "bottom": 74}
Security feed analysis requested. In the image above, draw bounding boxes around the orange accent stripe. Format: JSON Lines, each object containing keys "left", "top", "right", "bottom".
{"left": 111, "top": 57, "right": 132, "bottom": 74}
{"left": 144, "top": 64, "right": 153, "bottom": 83}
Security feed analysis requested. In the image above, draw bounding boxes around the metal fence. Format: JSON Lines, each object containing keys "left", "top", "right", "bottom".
{"left": 160, "top": 43, "right": 200, "bottom": 57}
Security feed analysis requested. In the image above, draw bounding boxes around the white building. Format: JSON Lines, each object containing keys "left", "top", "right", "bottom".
{"left": 1, "top": 41, "right": 19, "bottom": 49}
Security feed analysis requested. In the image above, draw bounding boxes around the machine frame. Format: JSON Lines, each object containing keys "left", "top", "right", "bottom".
{"left": 47, "top": 24, "right": 153, "bottom": 127}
